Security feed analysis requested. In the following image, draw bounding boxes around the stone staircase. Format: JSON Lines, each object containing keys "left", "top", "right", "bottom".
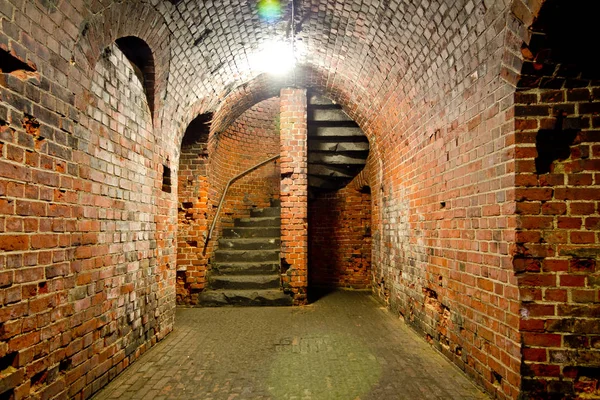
{"left": 198, "top": 201, "right": 292, "bottom": 306}
{"left": 307, "top": 92, "right": 369, "bottom": 192}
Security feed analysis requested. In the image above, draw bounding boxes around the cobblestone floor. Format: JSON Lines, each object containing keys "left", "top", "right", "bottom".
{"left": 92, "top": 290, "right": 489, "bottom": 400}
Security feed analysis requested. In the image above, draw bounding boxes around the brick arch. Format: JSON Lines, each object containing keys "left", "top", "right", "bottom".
{"left": 70, "top": 0, "right": 170, "bottom": 130}
{"left": 510, "top": 0, "right": 600, "bottom": 398}
{"left": 176, "top": 65, "right": 381, "bottom": 162}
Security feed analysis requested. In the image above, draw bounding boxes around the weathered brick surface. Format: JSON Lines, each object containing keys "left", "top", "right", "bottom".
{"left": 176, "top": 115, "right": 210, "bottom": 303}
{"left": 2, "top": 0, "right": 598, "bottom": 399}
{"left": 280, "top": 88, "right": 308, "bottom": 304}
{"left": 510, "top": 0, "right": 600, "bottom": 397}
{"left": 0, "top": 3, "right": 175, "bottom": 399}
{"left": 309, "top": 166, "right": 373, "bottom": 289}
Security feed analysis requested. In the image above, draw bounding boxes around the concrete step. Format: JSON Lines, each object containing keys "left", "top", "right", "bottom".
{"left": 198, "top": 289, "right": 293, "bottom": 307}
{"left": 218, "top": 237, "right": 280, "bottom": 250}
{"left": 211, "top": 261, "right": 279, "bottom": 275}
{"left": 308, "top": 108, "right": 353, "bottom": 122}
{"left": 307, "top": 164, "right": 357, "bottom": 178}
{"left": 308, "top": 140, "right": 370, "bottom": 152}
{"left": 308, "top": 93, "right": 335, "bottom": 105}
{"left": 308, "top": 125, "right": 363, "bottom": 137}
{"left": 209, "top": 274, "right": 280, "bottom": 290}
{"left": 308, "top": 152, "right": 369, "bottom": 165}
{"left": 222, "top": 227, "right": 280, "bottom": 238}
{"left": 234, "top": 216, "right": 280, "bottom": 227}
{"left": 250, "top": 207, "right": 280, "bottom": 218}
{"left": 213, "top": 249, "right": 279, "bottom": 262}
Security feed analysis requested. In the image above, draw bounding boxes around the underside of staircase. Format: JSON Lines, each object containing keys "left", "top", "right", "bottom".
{"left": 198, "top": 201, "right": 293, "bottom": 306}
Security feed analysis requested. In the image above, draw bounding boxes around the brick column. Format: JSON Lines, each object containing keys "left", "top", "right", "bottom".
{"left": 279, "top": 88, "right": 308, "bottom": 305}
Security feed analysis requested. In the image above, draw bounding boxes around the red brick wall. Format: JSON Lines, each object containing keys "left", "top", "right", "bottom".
{"left": 309, "top": 166, "right": 372, "bottom": 289}
{"left": 0, "top": 34, "right": 175, "bottom": 400}
{"left": 514, "top": 83, "right": 600, "bottom": 400}
{"left": 511, "top": 1, "right": 600, "bottom": 397}
{"left": 4, "top": 1, "right": 600, "bottom": 399}
{"left": 176, "top": 117, "right": 210, "bottom": 303}
{"left": 280, "top": 88, "right": 308, "bottom": 305}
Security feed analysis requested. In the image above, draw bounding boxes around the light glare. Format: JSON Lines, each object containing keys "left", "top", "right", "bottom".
{"left": 250, "top": 40, "right": 295, "bottom": 76}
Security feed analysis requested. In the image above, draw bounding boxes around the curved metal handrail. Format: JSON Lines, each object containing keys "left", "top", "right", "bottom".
{"left": 205, "top": 155, "right": 280, "bottom": 247}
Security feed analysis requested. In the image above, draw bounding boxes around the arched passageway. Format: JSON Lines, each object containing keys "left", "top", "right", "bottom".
{"left": 2, "top": 0, "right": 599, "bottom": 399}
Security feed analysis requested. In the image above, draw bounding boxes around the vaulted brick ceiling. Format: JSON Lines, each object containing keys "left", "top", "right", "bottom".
{"left": 163, "top": 0, "right": 488, "bottom": 126}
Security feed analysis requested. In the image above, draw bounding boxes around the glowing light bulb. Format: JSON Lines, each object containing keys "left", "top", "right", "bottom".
{"left": 257, "top": 0, "right": 281, "bottom": 21}
{"left": 249, "top": 40, "right": 295, "bottom": 76}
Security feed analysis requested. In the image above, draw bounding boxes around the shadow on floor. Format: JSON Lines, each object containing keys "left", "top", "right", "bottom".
{"left": 307, "top": 286, "right": 337, "bottom": 303}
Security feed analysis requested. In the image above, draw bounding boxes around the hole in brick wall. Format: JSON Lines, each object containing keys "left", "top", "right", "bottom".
{"left": 182, "top": 201, "right": 193, "bottom": 209}
{"left": 0, "top": 352, "right": 17, "bottom": 371}
{"left": 0, "top": 48, "right": 35, "bottom": 73}
{"left": 535, "top": 127, "right": 577, "bottom": 174}
{"left": 359, "top": 185, "right": 371, "bottom": 194}
{"left": 530, "top": 0, "right": 600, "bottom": 79}
{"left": 440, "top": 201, "right": 446, "bottom": 208}
{"left": 162, "top": 165, "right": 172, "bottom": 193}
{"left": 0, "top": 389, "right": 15, "bottom": 400}
{"left": 492, "top": 370, "right": 503, "bottom": 387}
{"left": 115, "top": 36, "right": 155, "bottom": 118}
{"left": 58, "top": 358, "right": 71, "bottom": 372}
{"left": 281, "top": 258, "right": 291, "bottom": 274}
{"left": 30, "top": 369, "right": 48, "bottom": 389}
{"left": 38, "top": 281, "right": 48, "bottom": 294}
{"left": 21, "top": 115, "right": 41, "bottom": 139}
{"left": 181, "top": 113, "right": 212, "bottom": 146}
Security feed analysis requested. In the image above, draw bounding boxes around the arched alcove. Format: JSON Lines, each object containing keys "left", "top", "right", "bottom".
{"left": 115, "top": 36, "right": 156, "bottom": 120}
{"left": 176, "top": 112, "right": 212, "bottom": 304}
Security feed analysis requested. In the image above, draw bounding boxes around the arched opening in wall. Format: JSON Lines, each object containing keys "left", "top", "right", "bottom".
{"left": 196, "top": 96, "right": 285, "bottom": 306}
{"left": 176, "top": 113, "right": 212, "bottom": 304}
{"left": 115, "top": 36, "right": 156, "bottom": 119}
{"left": 306, "top": 90, "right": 372, "bottom": 300}
{"left": 514, "top": 1, "right": 600, "bottom": 398}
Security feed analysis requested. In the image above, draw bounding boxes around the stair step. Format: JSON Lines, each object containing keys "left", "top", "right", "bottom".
{"left": 308, "top": 140, "right": 370, "bottom": 152}
{"left": 250, "top": 207, "right": 281, "bottom": 218}
{"left": 212, "top": 262, "right": 279, "bottom": 275}
{"left": 213, "top": 249, "right": 279, "bottom": 262}
{"left": 218, "top": 238, "right": 280, "bottom": 250}
{"left": 234, "top": 217, "right": 280, "bottom": 227}
{"left": 223, "top": 227, "right": 280, "bottom": 238}
{"left": 308, "top": 108, "right": 352, "bottom": 122}
{"left": 307, "top": 164, "right": 357, "bottom": 179}
{"left": 198, "top": 289, "right": 293, "bottom": 307}
{"left": 308, "top": 93, "right": 335, "bottom": 105}
{"left": 308, "top": 125, "right": 364, "bottom": 137}
{"left": 308, "top": 152, "right": 369, "bottom": 165}
{"left": 209, "top": 274, "right": 280, "bottom": 290}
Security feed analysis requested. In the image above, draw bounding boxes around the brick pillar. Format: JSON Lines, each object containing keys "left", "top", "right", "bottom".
{"left": 279, "top": 88, "right": 308, "bottom": 305}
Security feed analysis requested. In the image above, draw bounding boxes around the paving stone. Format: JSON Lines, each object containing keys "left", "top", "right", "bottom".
{"left": 92, "top": 291, "right": 489, "bottom": 400}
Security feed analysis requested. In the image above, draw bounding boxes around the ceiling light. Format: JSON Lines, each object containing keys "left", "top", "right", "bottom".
{"left": 249, "top": 40, "right": 295, "bottom": 76}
